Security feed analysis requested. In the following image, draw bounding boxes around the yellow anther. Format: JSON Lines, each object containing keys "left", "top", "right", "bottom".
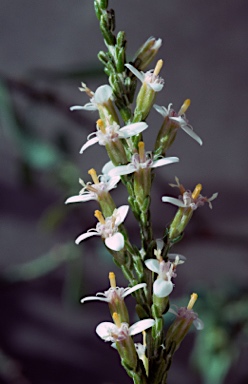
{"left": 88, "top": 168, "right": 99, "bottom": 184}
{"left": 97, "top": 119, "right": 106, "bottom": 134}
{"left": 112, "top": 312, "right": 121, "bottom": 328}
{"left": 178, "top": 99, "right": 191, "bottom": 116}
{"left": 187, "top": 293, "right": 198, "bottom": 310}
{"left": 138, "top": 141, "right": 146, "bottom": 162}
{"left": 142, "top": 331, "right": 147, "bottom": 346}
{"left": 192, "top": 183, "right": 203, "bottom": 200}
{"left": 94, "top": 210, "right": 105, "bottom": 224}
{"left": 154, "top": 59, "right": 163, "bottom": 76}
{"left": 109, "top": 272, "right": 116, "bottom": 288}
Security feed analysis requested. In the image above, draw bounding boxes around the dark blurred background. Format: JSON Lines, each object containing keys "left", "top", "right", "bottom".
{"left": 0, "top": 1, "right": 248, "bottom": 383}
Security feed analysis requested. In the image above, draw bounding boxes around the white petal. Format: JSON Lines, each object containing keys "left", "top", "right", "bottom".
{"left": 96, "top": 322, "right": 117, "bottom": 341}
{"left": 65, "top": 194, "right": 95, "bottom": 204}
{"left": 107, "top": 176, "right": 120, "bottom": 190}
{"left": 153, "top": 278, "right": 173, "bottom": 298}
{"left": 119, "top": 122, "right": 148, "bottom": 138}
{"left": 81, "top": 296, "right": 109, "bottom": 303}
{"left": 75, "top": 231, "right": 99, "bottom": 244}
{"left": 168, "top": 253, "right": 186, "bottom": 263}
{"left": 102, "top": 160, "right": 115, "bottom": 175}
{"left": 125, "top": 64, "right": 145, "bottom": 83}
{"left": 152, "top": 156, "right": 179, "bottom": 168}
{"left": 149, "top": 82, "right": 164, "bottom": 92}
{"left": 122, "top": 283, "right": 147, "bottom": 298}
{"left": 144, "top": 259, "right": 160, "bottom": 274}
{"left": 168, "top": 307, "right": 178, "bottom": 316}
{"left": 129, "top": 319, "right": 155, "bottom": 336}
{"left": 162, "top": 196, "right": 186, "bottom": 207}
{"left": 180, "top": 125, "right": 203, "bottom": 145}
{"left": 108, "top": 164, "right": 136, "bottom": 177}
{"left": 79, "top": 136, "right": 99, "bottom": 153}
{"left": 193, "top": 318, "right": 204, "bottom": 330}
{"left": 153, "top": 104, "right": 169, "bottom": 117}
{"left": 105, "top": 232, "right": 124, "bottom": 251}
{"left": 94, "top": 85, "right": 113, "bottom": 104}
{"left": 70, "top": 103, "right": 97, "bottom": 111}
{"left": 114, "top": 205, "right": 129, "bottom": 226}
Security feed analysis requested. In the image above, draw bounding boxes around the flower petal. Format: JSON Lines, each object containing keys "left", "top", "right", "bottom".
{"left": 108, "top": 164, "right": 136, "bottom": 177}
{"left": 193, "top": 318, "right": 204, "bottom": 330}
{"left": 81, "top": 296, "right": 109, "bottom": 303}
{"left": 144, "top": 259, "right": 160, "bottom": 274}
{"left": 119, "top": 122, "right": 148, "bottom": 138}
{"left": 122, "top": 283, "right": 147, "bottom": 298}
{"left": 129, "top": 319, "right": 155, "bottom": 336}
{"left": 70, "top": 103, "right": 97, "bottom": 111}
{"left": 79, "top": 136, "right": 99, "bottom": 154}
{"left": 114, "top": 205, "right": 129, "bottom": 226}
{"left": 94, "top": 85, "right": 113, "bottom": 104}
{"left": 105, "top": 232, "right": 124, "bottom": 251}
{"left": 161, "top": 196, "right": 186, "bottom": 207}
{"left": 152, "top": 156, "right": 179, "bottom": 168}
{"left": 180, "top": 124, "right": 203, "bottom": 145}
{"left": 75, "top": 230, "right": 99, "bottom": 244}
{"left": 125, "top": 64, "right": 145, "bottom": 83}
{"left": 96, "top": 322, "right": 117, "bottom": 341}
{"left": 65, "top": 194, "right": 95, "bottom": 204}
{"left": 153, "top": 278, "right": 173, "bottom": 298}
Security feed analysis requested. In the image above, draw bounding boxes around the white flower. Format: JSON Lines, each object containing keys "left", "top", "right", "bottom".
{"left": 80, "top": 119, "right": 148, "bottom": 154}
{"left": 162, "top": 181, "right": 218, "bottom": 210}
{"left": 75, "top": 205, "right": 129, "bottom": 251}
{"left": 108, "top": 142, "right": 179, "bottom": 177}
{"left": 154, "top": 100, "right": 203, "bottom": 145}
{"left": 81, "top": 282, "right": 147, "bottom": 304}
{"left": 70, "top": 84, "right": 113, "bottom": 111}
{"left": 145, "top": 255, "right": 184, "bottom": 298}
{"left": 96, "top": 318, "right": 155, "bottom": 343}
{"left": 65, "top": 168, "right": 120, "bottom": 204}
{"left": 125, "top": 60, "right": 164, "bottom": 92}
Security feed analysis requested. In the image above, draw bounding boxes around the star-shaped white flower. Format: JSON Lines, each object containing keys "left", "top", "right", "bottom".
{"left": 154, "top": 100, "right": 203, "bottom": 145}
{"left": 125, "top": 60, "right": 164, "bottom": 92}
{"left": 75, "top": 205, "right": 129, "bottom": 251}
{"left": 96, "top": 317, "right": 155, "bottom": 343}
{"left": 108, "top": 141, "right": 179, "bottom": 177}
{"left": 70, "top": 84, "right": 113, "bottom": 111}
{"left": 65, "top": 168, "right": 120, "bottom": 204}
{"left": 80, "top": 119, "right": 148, "bottom": 154}
{"left": 145, "top": 254, "right": 184, "bottom": 298}
{"left": 162, "top": 179, "right": 218, "bottom": 210}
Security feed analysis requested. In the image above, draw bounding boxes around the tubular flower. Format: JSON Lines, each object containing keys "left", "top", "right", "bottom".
{"left": 96, "top": 315, "right": 155, "bottom": 343}
{"left": 75, "top": 205, "right": 129, "bottom": 251}
{"left": 81, "top": 272, "right": 146, "bottom": 304}
{"left": 162, "top": 178, "right": 218, "bottom": 210}
{"left": 154, "top": 100, "right": 203, "bottom": 145}
{"left": 65, "top": 168, "right": 120, "bottom": 204}
{"left": 168, "top": 293, "right": 204, "bottom": 331}
{"left": 133, "top": 36, "right": 162, "bottom": 71}
{"left": 80, "top": 119, "right": 148, "bottom": 154}
{"left": 108, "top": 141, "right": 179, "bottom": 177}
{"left": 144, "top": 255, "right": 184, "bottom": 298}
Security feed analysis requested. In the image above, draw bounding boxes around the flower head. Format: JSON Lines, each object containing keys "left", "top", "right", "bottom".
{"left": 108, "top": 141, "right": 179, "bottom": 177}
{"left": 96, "top": 313, "right": 155, "bottom": 343}
{"left": 65, "top": 168, "right": 120, "bottom": 204}
{"left": 75, "top": 205, "right": 129, "bottom": 251}
{"left": 144, "top": 253, "right": 184, "bottom": 298}
{"left": 81, "top": 271, "right": 146, "bottom": 304}
{"left": 126, "top": 60, "right": 164, "bottom": 92}
{"left": 70, "top": 83, "right": 113, "bottom": 112}
{"left": 169, "top": 293, "right": 204, "bottom": 330}
{"left": 154, "top": 100, "right": 203, "bottom": 145}
{"left": 162, "top": 178, "right": 218, "bottom": 210}
{"left": 80, "top": 118, "right": 148, "bottom": 154}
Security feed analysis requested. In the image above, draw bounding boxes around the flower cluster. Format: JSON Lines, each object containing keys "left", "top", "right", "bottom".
{"left": 65, "top": 2, "right": 217, "bottom": 382}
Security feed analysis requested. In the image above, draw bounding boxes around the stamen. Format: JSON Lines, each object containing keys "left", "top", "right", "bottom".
{"left": 138, "top": 141, "right": 146, "bottom": 162}
{"left": 142, "top": 331, "right": 147, "bottom": 346}
{"left": 109, "top": 272, "right": 116, "bottom": 288}
{"left": 94, "top": 210, "right": 105, "bottom": 224}
{"left": 88, "top": 168, "right": 99, "bottom": 184}
{"left": 154, "top": 59, "right": 163, "bottom": 76}
{"left": 178, "top": 99, "right": 191, "bottom": 115}
{"left": 97, "top": 119, "right": 106, "bottom": 134}
{"left": 192, "top": 183, "right": 203, "bottom": 200}
{"left": 187, "top": 293, "right": 198, "bottom": 310}
{"left": 79, "top": 82, "right": 94, "bottom": 98}
{"left": 112, "top": 312, "right": 121, "bottom": 328}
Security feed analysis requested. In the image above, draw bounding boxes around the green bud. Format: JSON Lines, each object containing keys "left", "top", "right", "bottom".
{"left": 133, "top": 37, "right": 162, "bottom": 71}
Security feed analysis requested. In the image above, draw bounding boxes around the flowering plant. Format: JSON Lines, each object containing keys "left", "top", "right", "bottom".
{"left": 65, "top": 1, "right": 218, "bottom": 383}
